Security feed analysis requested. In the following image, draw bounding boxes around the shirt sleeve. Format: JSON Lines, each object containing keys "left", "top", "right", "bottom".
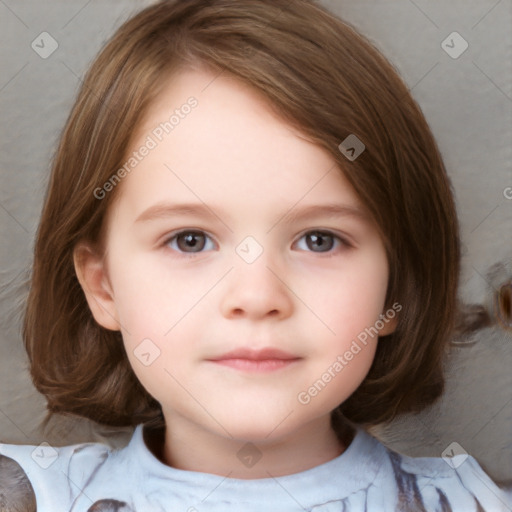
{"left": 0, "top": 440, "right": 113, "bottom": 510}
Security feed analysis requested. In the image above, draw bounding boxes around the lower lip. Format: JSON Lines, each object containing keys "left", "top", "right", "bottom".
{"left": 210, "top": 358, "right": 300, "bottom": 372}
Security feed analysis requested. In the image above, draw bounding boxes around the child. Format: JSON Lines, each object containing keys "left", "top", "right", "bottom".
{"left": 0, "top": 0, "right": 510, "bottom": 510}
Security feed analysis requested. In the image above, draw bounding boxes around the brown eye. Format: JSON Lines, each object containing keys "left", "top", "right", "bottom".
{"left": 167, "top": 231, "right": 213, "bottom": 253}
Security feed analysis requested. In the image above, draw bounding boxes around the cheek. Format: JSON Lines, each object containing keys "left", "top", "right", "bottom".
{"left": 107, "top": 251, "right": 209, "bottom": 370}
{"left": 107, "top": 251, "right": 189, "bottom": 335}
{"left": 306, "top": 251, "right": 389, "bottom": 341}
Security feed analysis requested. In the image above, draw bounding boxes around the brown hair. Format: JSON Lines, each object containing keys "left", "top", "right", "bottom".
{"left": 24, "top": 0, "right": 460, "bottom": 428}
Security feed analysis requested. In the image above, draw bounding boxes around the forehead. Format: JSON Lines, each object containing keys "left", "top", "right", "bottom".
{"left": 109, "top": 68, "right": 366, "bottom": 225}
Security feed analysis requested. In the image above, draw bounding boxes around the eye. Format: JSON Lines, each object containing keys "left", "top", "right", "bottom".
{"left": 294, "top": 230, "right": 348, "bottom": 253}
{"left": 165, "top": 230, "right": 215, "bottom": 253}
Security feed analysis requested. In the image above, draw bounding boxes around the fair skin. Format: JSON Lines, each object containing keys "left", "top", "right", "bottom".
{"left": 75, "top": 68, "right": 396, "bottom": 478}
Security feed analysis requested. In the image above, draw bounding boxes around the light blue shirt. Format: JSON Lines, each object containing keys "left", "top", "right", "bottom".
{"left": 1, "top": 424, "right": 510, "bottom": 511}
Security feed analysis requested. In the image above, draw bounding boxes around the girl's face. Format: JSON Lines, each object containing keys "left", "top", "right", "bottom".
{"left": 80, "top": 69, "right": 395, "bottom": 445}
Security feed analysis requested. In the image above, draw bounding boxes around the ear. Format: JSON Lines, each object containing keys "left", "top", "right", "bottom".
{"left": 73, "top": 243, "right": 120, "bottom": 331}
{"left": 377, "top": 314, "right": 398, "bottom": 336}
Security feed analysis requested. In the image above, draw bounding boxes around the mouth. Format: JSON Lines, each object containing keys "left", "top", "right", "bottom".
{"left": 207, "top": 347, "right": 301, "bottom": 373}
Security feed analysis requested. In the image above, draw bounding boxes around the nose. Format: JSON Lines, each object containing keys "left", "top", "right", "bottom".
{"left": 220, "top": 256, "right": 294, "bottom": 321}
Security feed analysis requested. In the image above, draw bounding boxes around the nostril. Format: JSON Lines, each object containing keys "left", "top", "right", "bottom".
{"left": 495, "top": 281, "right": 512, "bottom": 330}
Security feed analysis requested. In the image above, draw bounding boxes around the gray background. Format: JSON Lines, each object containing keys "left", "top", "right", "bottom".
{"left": 1, "top": 0, "right": 511, "bottom": 486}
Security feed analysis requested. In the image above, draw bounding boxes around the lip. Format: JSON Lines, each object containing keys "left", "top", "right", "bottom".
{"left": 207, "top": 347, "right": 301, "bottom": 373}
{"left": 210, "top": 348, "right": 298, "bottom": 361}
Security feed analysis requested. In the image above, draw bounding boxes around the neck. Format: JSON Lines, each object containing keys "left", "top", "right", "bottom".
{"left": 150, "top": 414, "right": 352, "bottom": 479}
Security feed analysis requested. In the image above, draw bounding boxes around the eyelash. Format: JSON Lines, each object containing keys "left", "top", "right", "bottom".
{"left": 162, "top": 229, "right": 352, "bottom": 256}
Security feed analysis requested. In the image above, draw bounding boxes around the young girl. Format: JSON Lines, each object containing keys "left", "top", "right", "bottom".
{"left": 0, "top": 0, "right": 510, "bottom": 510}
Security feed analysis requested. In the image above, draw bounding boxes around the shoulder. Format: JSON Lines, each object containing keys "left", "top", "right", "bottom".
{"left": 0, "top": 439, "right": 113, "bottom": 509}
{"left": 0, "top": 454, "right": 36, "bottom": 511}
{"left": 0, "top": 437, "right": 112, "bottom": 476}
{"left": 378, "top": 441, "right": 512, "bottom": 511}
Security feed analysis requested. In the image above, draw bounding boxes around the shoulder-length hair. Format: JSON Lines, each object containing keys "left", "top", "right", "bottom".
{"left": 24, "top": 0, "right": 460, "bottom": 428}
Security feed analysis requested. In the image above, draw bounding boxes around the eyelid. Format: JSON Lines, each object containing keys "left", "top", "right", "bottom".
{"left": 297, "top": 228, "right": 352, "bottom": 244}
{"left": 162, "top": 228, "right": 218, "bottom": 253}
{"left": 292, "top": 229, "right": 353, "bottom": 252}
{"left": 160, "top": 228, "right": 353, "bottom": 256}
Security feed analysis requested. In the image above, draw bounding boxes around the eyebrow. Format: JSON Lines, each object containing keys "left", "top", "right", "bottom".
{"left": 280, "top": 204, "right": 370, "bottom": 224}
{"left": 135, "top": 202, "right": 219, "bottom": 223}
{"left": 134, "top": 202, "right": 370, "bottom": 227}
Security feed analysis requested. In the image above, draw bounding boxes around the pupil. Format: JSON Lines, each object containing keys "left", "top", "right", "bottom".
{"left": 308, "top": 232, "right": 332, "bottom": 252}
{"left": 178, "top": 232, "right": 205, "bottom": 252}
{"left": 185, "top": 234, "right": 197, "bottom": 246}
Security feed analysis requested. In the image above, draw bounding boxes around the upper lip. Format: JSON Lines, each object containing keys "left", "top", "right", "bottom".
{"left": 208, "top": 348, "right": 299, "bottom": 361}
